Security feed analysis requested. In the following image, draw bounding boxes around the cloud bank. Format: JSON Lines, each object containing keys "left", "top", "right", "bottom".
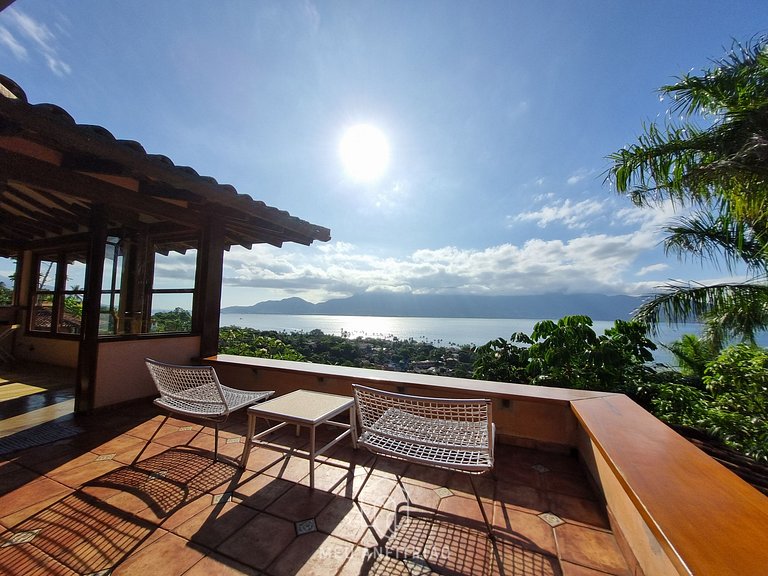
{"left": 219, "top": 199, "right": 682, "bottom": 304}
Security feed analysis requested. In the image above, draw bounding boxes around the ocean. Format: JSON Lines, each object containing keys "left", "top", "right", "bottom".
{"left": 219, "top": 313, "right": 703, "bottom": 367}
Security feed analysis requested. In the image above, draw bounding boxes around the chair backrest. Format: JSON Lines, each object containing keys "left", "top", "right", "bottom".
{"left": 145, "top": 358, "right": 228, "bottom": 415}
{"left": 353, "top": 384, "right": 493, "bottom": 452}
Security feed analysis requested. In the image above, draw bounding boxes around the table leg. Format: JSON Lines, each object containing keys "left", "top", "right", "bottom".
{"left": 309, "top": 425, "right": 316, "bottom": 490}
{"left": 349, "top": 405, "right": 358, "bottom": 449}
{"left": 241, "top": 412, "right": 256, "bottom": 469}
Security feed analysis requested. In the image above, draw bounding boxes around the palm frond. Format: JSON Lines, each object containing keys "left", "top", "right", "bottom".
{"left": 634, "top": 281, "right": 768, "bottom": 335}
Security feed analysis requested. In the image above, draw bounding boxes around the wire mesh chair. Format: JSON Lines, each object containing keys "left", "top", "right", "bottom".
{"left": 353, "top": 384, "right": 496, "bottom": 539}
{"left": 145, "top": 358, "right": 274, "bottom": 462}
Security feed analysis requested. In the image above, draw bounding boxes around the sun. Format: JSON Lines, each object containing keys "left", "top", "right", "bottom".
{"left": 339, "top": 124, "right": 390, "bottom": 182}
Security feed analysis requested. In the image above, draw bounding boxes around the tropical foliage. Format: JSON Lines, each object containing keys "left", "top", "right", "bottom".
{"left": 217, "top": 326, "right": 475, "bottom": 375}
{"left": 151, "top": 307, "right": 192, "bottom": 332}
{"left": 0, "top": 282, "right": 13, "bottom": 306}
{"left": 607, "top": 37, "right": 768, "bottom": 337}
{"left": 218, "top": 326, "right": 305, "bottom": 361}
{"left": 472, "top": 316, "right": 656, "bottom": 393}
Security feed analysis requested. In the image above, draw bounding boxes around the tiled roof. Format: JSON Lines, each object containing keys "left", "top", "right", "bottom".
{"left": 0, "top": 74, "right": 331, "bottom": 256}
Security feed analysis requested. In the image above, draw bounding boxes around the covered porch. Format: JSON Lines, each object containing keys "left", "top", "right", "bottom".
{"left": 0, "top": 74, "right": 329, "bottom": 413}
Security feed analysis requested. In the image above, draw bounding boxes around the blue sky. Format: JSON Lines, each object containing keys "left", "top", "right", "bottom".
{"left": 1, "top": 1, "right": 766, "bottom": 307}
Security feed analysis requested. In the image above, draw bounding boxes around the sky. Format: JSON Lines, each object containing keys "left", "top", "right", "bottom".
{"left": 1, "top": 0, "right": 766, "bottom": 307}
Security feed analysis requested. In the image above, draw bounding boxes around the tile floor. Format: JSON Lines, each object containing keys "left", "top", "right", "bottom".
{"left": 0, "top": 367, "right": 631, "bottom": 575}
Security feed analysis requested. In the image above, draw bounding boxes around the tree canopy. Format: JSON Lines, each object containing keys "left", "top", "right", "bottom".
{"left": 607, "top": 37, "right": 768, "bottom": 338}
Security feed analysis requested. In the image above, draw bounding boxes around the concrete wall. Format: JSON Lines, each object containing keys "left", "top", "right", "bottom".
{"left": 93, "top": 336, "right": 201, "bottom": 408}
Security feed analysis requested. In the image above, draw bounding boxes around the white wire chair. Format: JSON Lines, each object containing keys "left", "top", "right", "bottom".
{"left": 353, "top": 384, "right": 496, "bottom": 539}
{"left": 145, "top": 358, "right": 274, "bottom": 462}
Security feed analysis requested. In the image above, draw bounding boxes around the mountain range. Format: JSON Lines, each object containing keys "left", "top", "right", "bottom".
{"left": 221, "top": 292, "right": 645, "bottom": 321}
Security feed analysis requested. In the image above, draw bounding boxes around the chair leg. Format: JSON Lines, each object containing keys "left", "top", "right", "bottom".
{"left": 132, "top": 414, "right": 169, "bottom": 465}
{"left": 354, "top": 454, "right": 378, "bottom": 501}
{"left": 213, "top": 422, "right": 219, "bottom": 462}
{"left": 469, "top": 474, "right": 495, "bottom": 541}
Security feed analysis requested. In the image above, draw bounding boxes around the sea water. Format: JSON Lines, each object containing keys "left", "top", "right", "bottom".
{"left": 219, "top": 313, "right": 704, "bottom": 366}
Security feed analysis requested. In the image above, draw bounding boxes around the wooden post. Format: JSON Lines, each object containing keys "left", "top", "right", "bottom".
{"left": 195, "top": 212, "right": 225, "bottom": 359}
{"left": 76, "top": 205, "right": 107, "bottom": 412}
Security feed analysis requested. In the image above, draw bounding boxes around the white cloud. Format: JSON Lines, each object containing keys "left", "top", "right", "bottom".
{"left": 637, "top": 263, "right": 669, "bottom": 276}
{"left": 219, "top": 217, "right": 669, "bottom": 305}
{"left": 1, "top": 8, "right": 70, "bottom": 76}
{"left": 566, "top": 168, "right": 594, "bottom": 186}
{"left": 513, "top": 198, "right": 606, "bottom": 229}
{"left": 0, "top": 26, "right": 27, "bottom": 59}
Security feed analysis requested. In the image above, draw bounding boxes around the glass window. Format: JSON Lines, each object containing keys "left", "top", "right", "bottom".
{"left": 29, "top": 239, "right": 198, "bottom": 337}
{"left": 149, "top": 249, "right": 197, "bottom": 333}
{"left": 30, "top": 259, "right": 58, "bottom": 333}
{"left": 0, "top": 257, "right": 17, "bottom": 306}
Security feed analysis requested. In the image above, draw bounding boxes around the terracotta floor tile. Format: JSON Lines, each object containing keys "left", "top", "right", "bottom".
{"left": 263, "top": 452, "right": 312, "bottom": 484}
{"left": 555, "top": 523, "right": 631, "bottom": 575}
{"left": 266, "top": 483, "right": 335, "bottom": 522}
{"left": 297, "top": 461, "right": 353, "bottom": 492}
{"left": 493, "top": 503, "right": 558, "bottom": 556}
{"left": 343, "top": 552, "right": 426, "bottom": 575}
{"left": 560, "top": 559, "right": 622, "bottom": 575}
{"left": 422, "top": 518, "right": 494, "bottom": 576}
{"left": 377, "top": 509, "right": 435, "bottom": 555}
{"left": 241, "top": 445, "right": 288, "bottom": 473}
{"left": 495, "top": 459, "right": 546, "bottom": 489}
{"left": 336, "top": 545, "right": 389, "bottom": 576}
{"left": 400, "top": 480, "right": 443, "bottom": 511}
{"left": 443, "top": 472, "right": 495, "bottom": 503}
{"left": 32, "top": 450, "right": 103, "bottom": 476}
{"left": 438, "top": 494, "right": 490, "bottom": 528}
{"left": 315, "top": 495, "right": 376, "bottom": 544}
{"left": 0, "top": 463, "right": 40, "bottom": 494}
{"left": 493, "top": 537, "right": 562, "bottom": 576}
{"left": 547, "top": 492, "right": 610, "bottom": 529}
{"left": 158, "top": 491, "right": 215, "bottom": 531}
{"left": 47, "top": 458, "right": 123, "bottom": 489}
{"left": 173, "top": 500, "right": 258, "bottom": 549}
{"left": 89, "top": 433, "right": 148, "bottom": 458}
{"left": 233, "top": 473, "right": 294, "bottom": 511}
{"left": 13, "top": 491, "right": 155, "bottom": 575}
{"left": 121, "top": 417, "right": 170, "bottom": 441}
{"left": 342, "top": 472, "right": 397, "bottom": 508}
{"left": 0, "top": 542, "right": 78, "bottom": 576}
{"left": 183, "top": 552, "right": 262, "bottom": 575}
{"left": 113, "top": 440, "right": 169, "bottom": 466}
{"left": 495, "top": 479, "right": 549, "bottom": 515}
{"left": 216, "top": 512, "right": 296, "bottom": 570}
{"left": 268, "top": 531, "right": 355, "bottom": 576}
{"left": 111, "top": 530, "right": 205, "bottom": 576}
{"left": 542, "top": 470, "right": 598, "bottom": 501}
{"left": 152, "top": 428, "right": 203, "bottom": 450}
{"left": 1, "top": 490, "right": 73, "bottom": 529}
{"left": 401, "top": 463, "right": 453, "bottom": 489}
{"left": 0, "top": 476, "right": 71, "bottom": 519}
{"left": 371, "top": 456, "right": 410, "bottom": 478}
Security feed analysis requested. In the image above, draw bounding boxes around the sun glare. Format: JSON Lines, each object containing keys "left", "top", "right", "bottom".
{"left": 339, "top": 124, "right": 390, "bottom": 182}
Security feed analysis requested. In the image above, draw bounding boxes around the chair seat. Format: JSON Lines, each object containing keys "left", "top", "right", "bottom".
{"left": 220, "top": 386, "right": 273, "bottom": 412}
{"left": 359, "top": 407, "right": 493, "bottom": 472}
{"left": 154, "top": 387, "right": 273, "bottom": 420}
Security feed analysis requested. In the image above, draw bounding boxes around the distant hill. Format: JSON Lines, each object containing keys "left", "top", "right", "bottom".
{"left": 221, "top": 292, "right": 645, "bottom": 321}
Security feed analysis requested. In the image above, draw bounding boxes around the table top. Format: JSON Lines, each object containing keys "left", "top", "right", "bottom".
{"left": 247, "top": 389, "right": 354, "bottom": 425}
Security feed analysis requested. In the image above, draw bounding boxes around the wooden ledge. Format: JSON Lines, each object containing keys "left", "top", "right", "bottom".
{"left": 204, "top": 354, "right": 611, "bottom": 404}
{"left": 572, "top": 394, "right": 768, "bottom": 576}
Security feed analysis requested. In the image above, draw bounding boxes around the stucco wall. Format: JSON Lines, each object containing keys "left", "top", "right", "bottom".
{"left": 93, "top": 336, "right": 201, "bottom": 408}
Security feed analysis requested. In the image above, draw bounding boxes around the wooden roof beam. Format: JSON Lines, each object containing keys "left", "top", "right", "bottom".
{"left": 0, "top": 149, "right": 203, "bottom": 228}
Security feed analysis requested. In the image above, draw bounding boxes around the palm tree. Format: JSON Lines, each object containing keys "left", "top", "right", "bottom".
{"left": 607, "top": 37, "right": 768, "bottom": 337}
